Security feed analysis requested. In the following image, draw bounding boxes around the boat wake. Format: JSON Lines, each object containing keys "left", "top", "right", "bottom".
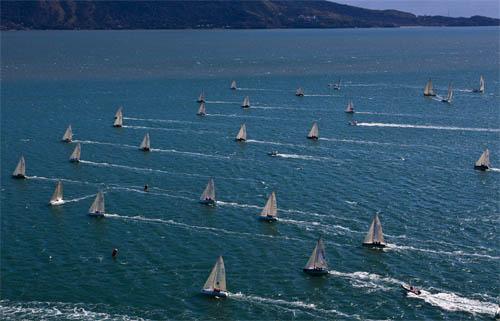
{"left": 26, "top": 176, "right": 96, "bottom": 186}
{"left": 356, "top": 122, "right": 500, "bottom": 133}
{"left": 303, "top": 94, "right": 336, "bottom": 97}
{"left": 216, "top": 200, "right": 261, "bottom": 210}
{"left": 488, "top": 168, "right": 500, "bottom": 172}
{"left": 122, "top": 125, "right": 218, "bottom": 134}
{"left": 355, "top": 111, "right": 421, "bottom": 117}
{"left": 205, "top": 100, "right": 240, "bottom": 104}
{"left": 271, "top": 153, "right": 335, "bottom": 162}
{"left": 150, "top": 148, "right": 230, "bottom": 160}
{"left": 329, "top": 270, "right": 400, "bottom": 291}
{"left": 389, "top": 244, "right": 500, "bottom": 260}
{"left": 73, "top": 139, "right": 136, "bottom": 149}
{"left": 236, "top": 88, "right": 286, "bottom": 92}
{"left": 246, "top": 139, "right": 305, "bottom": 148}
{"left": 63, "top": 194, "right": 97, "bottom": 204}
{"left": 108, "top": 186, "right": 195, "bottom": 202}
{"left": 251, "top": 105, "right": 296, "bottom": 110}
{"left": 124, "top": 116, "right": 195, "bottom": 125}
{"left": 207, "top": 113, "right": 284, "bottom": 121}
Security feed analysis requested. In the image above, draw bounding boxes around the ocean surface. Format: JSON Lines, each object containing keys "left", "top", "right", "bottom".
{"left": 1, "top": 27, "right": 499, "bottom": 320}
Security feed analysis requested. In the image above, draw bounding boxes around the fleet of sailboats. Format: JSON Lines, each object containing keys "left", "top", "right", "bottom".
{"left": 199, "top": 178, "right": 216, "bottom": 206}
{"left": 49, "top": 181, "right": 64, "bottom": 206}
{"left": 259, "top": 191, "right": 278, "bottom": 222}
{"left": 473, "top": 75, "right": 485, "bottom": 93}
{"left": 423, "top": 78, "right": 436, "bottom": 97}
{"left": 235, "top": 124, "right": 247, "bottom": 142}
{"left": 140, "top": 133, "right": 151, "bottom": 151}
{"left": 303, "top": 237, "right": 329, "bottom": 275}
{"left": 197, "top": 102, "right": 206, "bottom": 116}
{"left": 362, "top": 214, "right": 386, "bottom": 248}
{"left": 88, "top": 191, "right": 105, "bottom": 217}
{"left": 62, "top": 125, "right": 73, "bottom": 142}
{"left": 241, "top": 96, "right": 250, "bottom": 108}
{"left": 230, "top": 80, "right": 237, "bottom": 90}
{"left": 345, "top": 100, "right": 354, "bottom": 113}
{"left": 295, "top": 87, "right": 304, "bottom": 97}
{"left": 69, "top": 143, "right": 81, "bottom": 162}
{"left": 307, "top": 122, "right": 319, "bottom": 140}
{"left": 474, "top": 149, "right": 490, "bottom": 171}
{"left": 441, "top": 83, "right": 453, "bottom": 104}
{"left": 12, "top": 155, "right": 26, "bottom": 179}
{"left": 201, "top": 256, "right": 228, "bottom": 298}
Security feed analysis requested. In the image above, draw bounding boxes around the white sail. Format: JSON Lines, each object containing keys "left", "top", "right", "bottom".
{"left": 260, "top": 192, "right": 277, "bottom": 218}
{"left": 203, "top": 256, "right": 227, "bottom": 291}
{"left": 236, "top": 124, "right": 247, "bottom": 141}
{"left": 475, "top": 149, "right": 490, "bottom": 168}
{"left": 479, "top": 75, "right": 485, "bottom": 93}
{"left": 307, "top": 122, "right": 319, "bottom": 138}
{"left": 69, "top": 143, "right": 81, "bottom": 161}
{"left": 345, "top": 100, "right": 354, "bottom": 112}
{"left": 363, "top": 214, "right": 385, "bottom": 245}
{"left": 200, "top": 178, "right": 215, "bottom": 201}
{"left": 197, "top": 102, "right": 206, "bottom": 115}
{"left": 230, "top": 80, "right": 237, "bottom": 90}
{"left": 424, "top": 79, "right": 435, "bottom": 96}
{"left": 50, "top": 181, "right": 64, "bottom": 203}
{"left": 89, "top": 191, "right": 105, "bottom": 214}
{"left": 445, "top": 83, "right": 453, "bottom": 102}
{"left": 304, "top": 238, "right": 328, "bottom": 270}
{"left": 62, "top": 125, "right": 73, "bottom": 142}
{"left": 114, "top": 112, "right": 123, "bottom": 127}
{"left": 114, "top": 106, "right": 123, "bottom": 119}
{"left": 12, "top": 156, "right": 26, "bottom": 177}
{"left": 296, "top": 87, "right": 304, "bottom": 96}
{"left": 198, "top": 91, "right": 205, "bottom": 102}
{"left": 242, "top": 96, "right": 250, "bottom": 107}
{"left": 140, "top": 133, "right": 150, "bottom": 150}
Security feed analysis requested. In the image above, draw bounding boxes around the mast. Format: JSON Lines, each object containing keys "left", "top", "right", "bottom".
{"left": 307, "top": 122, "right": 319, "bottom": 139}
{"left": 200, "top": 178, "right": 216, "bottom": 201}
{"left": 197, "top": 102, "right": 206, "bottom": 116}
{"left": 475, "top": 149, "right": 490, "bottom": 168}
{"left": 363, "top": 214, "right": 385, "bottom": 246}
{"left": 203, "top": 256, "right": 227, "bottom": 291}
{"left": 12, "top": 156, "right": 26, "bottom": 177}
{"left": 236, "top": 124, "right": 247, "bottom": 141}
{"left": 50, "top": 181, "right": 63, "bottom": 203}
{"left": 230, "top": 80, "right": 237, "bottom": 90}
{"left": 140, "top": 133, "right": 151, "bottom": 151}
{"left": 62, "top": 125, "right": 73, "bottom": 142}
{"left": 304, "top": 237, "right": 328, "bottom": 270}
{"left": 260, "top": 192, "right": 277, "bottom": 218}
{"left": 69, "top": 143, "right": 81, "bottom": 162}
{"left": 89, "top": 191, "right": 105, "bottom": 214}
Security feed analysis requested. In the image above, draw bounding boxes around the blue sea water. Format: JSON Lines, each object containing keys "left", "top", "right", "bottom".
{"left": 1, "top": 27, "right": 499, "bottom": 320}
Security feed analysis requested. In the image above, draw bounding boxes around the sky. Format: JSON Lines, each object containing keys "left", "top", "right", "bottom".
{"left": 334, "top": 0, "right": 500, "bottom": 19}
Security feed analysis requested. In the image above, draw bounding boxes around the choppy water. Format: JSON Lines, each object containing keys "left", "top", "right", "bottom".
{"left": 1, "top": 27, "right": 499, "bottom": 320}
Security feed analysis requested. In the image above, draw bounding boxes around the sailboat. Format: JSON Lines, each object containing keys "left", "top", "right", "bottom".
{"left": 69, "top": 143, "right": 81, "bottom": 162}
{"left": 62, "top": 125, "right": 73, "bottom": 142}
{"left": 307, "top": 122, "right": 319, "bottom": 140}
{"left": 235, "top": 124, "right": 247, "bottom": 142}
{"left": 88, "top": 191, "right": 105, "bottom": 217}
{"left": 441, "top": 83, "right": 453, "bottom": 103}
{"left": 114, "top": 106, "right": 123, "bottom": 119}
{"left": 474, "top": 149, "right": 490, "bottom": 171}
{"left": 197, "top": 91, "right": 205, "bottom": 103}
{"left": 332, "top": 79, "right": 341, "bottom": 91}
{"left": 230, "top": 80, "right": 237, "bottom": 90}
{"left": 201, "top": 256, "right": 228, "bottom": 298}
{"left": 12, "top": 155, "right": 26, "bottom": 179}
{"left": 473, "top": 75, "right": 485, "bottom": 93}
{"left": 199, "top": 178, "right": 216, "bottom": 206}
{"left": 345, "top": 100, "right": 355, "bottom": 113}
{"left": 259, "top": 191, "right": 278, "bottom": 222}
{"left": 295, "top": 87, "right": 304, "bottom": 97}
{"left": 113, "top": 111, "right": 123, "bottom": 127}
{"left": 197, "top": 102, "right": 206, "bottom": 116}
{"left": 423, "top": 79, "right": 436, "bottom": 97}
{"left": 241, "top": 96, "right": 250, "bottom": 108}
{"left": 49, "top": 181, "right": 64, "bottom": 206}
{"left": 139, "top": 133, "right": 151, "bottom": 151}
{"left": 303, "top": 237, "right": 329, "bottom": 275}
{"left": 362, "top": 214, "right": 386, "bottom": 248}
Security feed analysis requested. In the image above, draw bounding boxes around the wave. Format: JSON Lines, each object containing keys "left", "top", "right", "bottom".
{"left": 123, "top": 116, "right": 195, "bottom": 125}
{"left": 389, "top": 243, "right": 500, "bottom": 260}
{"left": 356, "top": 122, "right": 500, "bottom": 133}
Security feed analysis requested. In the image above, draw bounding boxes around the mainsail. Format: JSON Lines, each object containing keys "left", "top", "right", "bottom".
{"left": 200, "top": 178, "right": 216, "bottom": 201}
{"left": 423, "top": 79, "right": 435, "bottom": 96}
{"left": 114, "top": 112, "right": 123, "bottom": 127}
{"left": 345, "top": 100, "right": 354, "bottom": 112}
{"left": 260, "top": 192, "right": 277, "bottom": 218}
{"left": 479, "top": 75, "right": 485, "bottom": 93}
{"left": 475, "top": 149, "right": 490, "bottom": 168}
{"left": 296, "top": 87, "right": 304, "bottom": 96}
{"left": 304, "top": 237, "right": 328, "bottom": 270}
{"left": 114, "top": 106, "right": 123, "bottom": 119}
{"left": 89, "top": 191, "right": 105, "bottom": 214}
{"left": 203, "top": 256, "right": 227, "bottom": 291}
{"left": 197, "top": 102, "right": 206, "bottom": 115}
{"left": 50, "top": 181, "right": 63, "bottom": 203}
{"left": 236, "top": 124, "right": 247, "bottom": 141}
{"left": 445, "top": 83, "right": 453, "bottom": 102}
{"left": 140, "top": 133, "right": 151, "bottom": 150}
{"left": 230, "top": 80, "right": 237, "bottom": 90}
{"left": 242, "top": 96, "right": 250, "bottom": 107}
{"left": 12, "top": 156, "right": 26, "bottom": 177}
{"left": 69, "top": 143, "right": 81, "bottom": 161}
{"left": 363, "top": 214, "right": 385, "bottom": 245}
{"left": 62, "top": 125, "right": 73, "bottom": 142}
{"left": 307, "top": 122, "right": 319, "bottom": 139}
{"left": 198, "top": 91, "right": 205, "bottom": 103}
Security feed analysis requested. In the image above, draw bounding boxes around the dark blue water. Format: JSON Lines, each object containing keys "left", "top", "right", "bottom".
{"left": 1, "top": 27, "right": 499, "bottom": 320}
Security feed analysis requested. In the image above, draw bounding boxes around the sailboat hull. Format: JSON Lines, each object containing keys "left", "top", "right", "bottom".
{"left": 89, "top": 212, "right": 105, "bottom": 218}
{"left": 196, "top": 113, "right": 206, "bottom": 116}
{"left": 235, "top": 138, "right": 246, "bottom": 142}
{"left": 241, "top": 105, "right": 250, "bottom": 108}
{"left": 201, "top": 289, "right": 228, "bottom": 298}
{"left": 401, "top": 284, "right": 421, "bottom": 295}
{"left": 49, "top": 199, "right": 64, "bottom": 206}
{"left": 259, "top": 216, "right": 278, "bottom": 222}
{"left": 472, "top": 89, "right": 483, "bottom": 93}
{"left": 345, "top": 111, "right": 354, "bottom": 114}
{"left": 307, "top": 136, "right": 318, "bottom": 140}
{"left": 113, "top": 125, "right": 122, "bottom": 128}
{"left": 69, "top": 159, "right": 80, "bottom": 163}
{"left": 295, "top": 94, "right": 304, "bottom": 97}
{"left": 62, "top": 139, "right": 72, "bottom": 143}
{"left": 141, "top": 148, "right": 150, "bottom": 152}
{"left": 423, "top": 93, "right": 436, "bottom": 97}
{"left": 12, "top": 174, "right": 26, "bottom": 179}
{"left": 199, "top": 199, "right": 216, "bottom": 206}
{"left": 362, "top": 242, "right": 386, "bottom": 248}
{"left": 474, "top": 165, "right": 489, "bottom": 171}
{"left": 303, "top": 268, "right": 329, "bottom": 276}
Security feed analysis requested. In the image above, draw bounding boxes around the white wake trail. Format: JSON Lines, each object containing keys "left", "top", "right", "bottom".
{"left": 356, "top": 122, "right": 500, "bottom": 132}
